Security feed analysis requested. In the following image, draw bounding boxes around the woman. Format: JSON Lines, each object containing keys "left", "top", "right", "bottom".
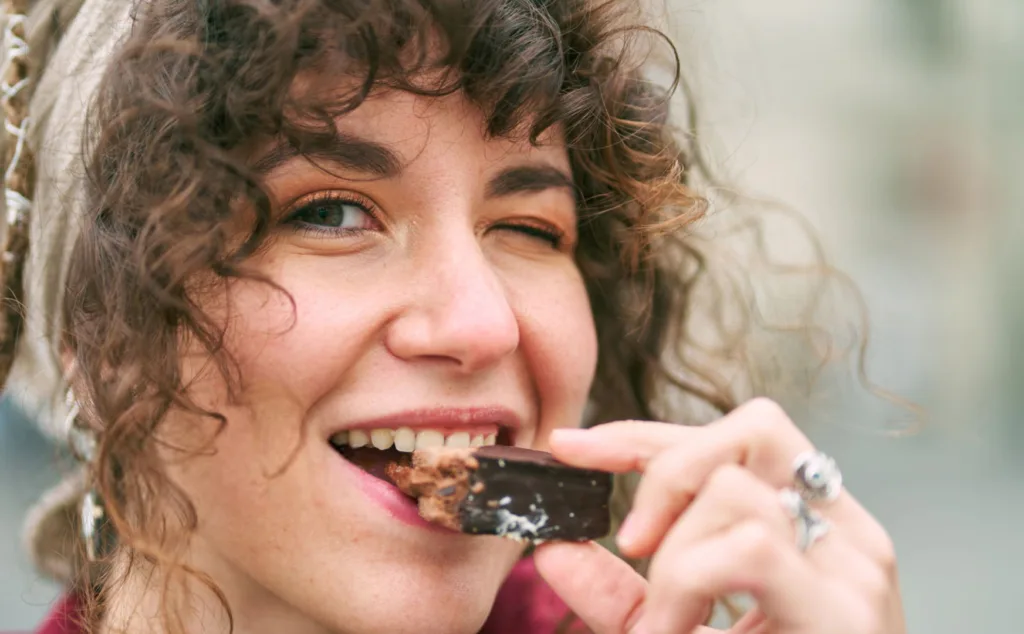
{"left": 2, "top": 0, "right": 904, "bottom": 632}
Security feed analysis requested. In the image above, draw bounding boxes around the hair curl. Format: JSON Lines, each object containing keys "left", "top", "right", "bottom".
{"left": 47, "top": 0, "right": 755, "bottom": 631}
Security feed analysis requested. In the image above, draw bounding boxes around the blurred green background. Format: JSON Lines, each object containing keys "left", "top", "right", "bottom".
{"left": 2, "top": 0, "right": 1021, "bottom": 631}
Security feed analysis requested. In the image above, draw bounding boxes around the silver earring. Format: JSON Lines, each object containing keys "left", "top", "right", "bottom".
{"left": 66, "top": 386, "right": 111, "bottom": 561}
{"left": 81, "top": 488, "right": 109, "bottom": 561}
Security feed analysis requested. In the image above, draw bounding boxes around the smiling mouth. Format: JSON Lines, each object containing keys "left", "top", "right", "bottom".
{"left": 329, "top": 427, "right": 513, "bottom": 484}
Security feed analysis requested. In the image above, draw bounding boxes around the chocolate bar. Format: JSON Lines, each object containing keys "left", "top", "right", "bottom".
{"left": 386, "top": 445, "right": 613, "bottom": 542}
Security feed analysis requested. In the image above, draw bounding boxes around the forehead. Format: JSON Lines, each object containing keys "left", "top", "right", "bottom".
{"left": 277, "top": 78, "right": 570, "bottom": 176}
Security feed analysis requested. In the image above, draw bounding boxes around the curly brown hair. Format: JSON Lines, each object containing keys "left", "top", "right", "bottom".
{"left": 38, "top": 0, "right": 759, "bottom": 630}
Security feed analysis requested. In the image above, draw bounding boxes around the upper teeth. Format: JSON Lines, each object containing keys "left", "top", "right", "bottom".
{"left": 331, "top": 428, "right": 497, "bottom": 452}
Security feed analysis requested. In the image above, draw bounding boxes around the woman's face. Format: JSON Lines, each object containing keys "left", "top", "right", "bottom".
{"left": 164, "top": 87, "right": 597, "bottom": 634}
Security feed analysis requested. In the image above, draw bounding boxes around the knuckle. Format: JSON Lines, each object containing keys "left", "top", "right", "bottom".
{"left": 860, "top": 519, "right": 898, "bottom": 573}
{"left": 645, "top": 451, "right": 685, "bottom": 490}
{"left": 649, "top": 554, "right": 698, "bottom": 596}
{"left": 860, "top": 565, "right": 892, "bottom": 607}
{"left": 703, "top": 466, "right": 781, "bottom": 521}
{"left": 744, "top": 397, "right": 789, "bottom": 424}
{"left": 735, "top": 520, "right": 782, "bottom": 567}
{"left": 848, "top": 595, "right": 886, "bottom": 634}
{"left": 665, "top": 560, "right": 700, "bottom": 594}
{"left": 705, "top": 463, "right": 748, "bottom": 494}
{"left": 873, "top": 531, "right": 899, "bottom": 575}
{"left": 742, "top": 397, "right": 793, "bottom": 437}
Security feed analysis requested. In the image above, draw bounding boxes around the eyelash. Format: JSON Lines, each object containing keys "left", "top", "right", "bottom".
{"left": 282, "top": 192, "right": 566, "bottom": 249}
{"left": 495, "top": 221, "right": 565, "bottom": 249}
{"left": 283, "top": 192, "right": 379, "bottom": 238}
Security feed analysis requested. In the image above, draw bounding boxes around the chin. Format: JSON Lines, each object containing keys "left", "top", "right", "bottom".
{"left": 344, "top": 600, "right": 493, "bottom": 634}
{"left": 243, "top": 529, "right": 521, "bottom": 634}
{"left": 307, "top": 561, "right": 510, "bottom": 634}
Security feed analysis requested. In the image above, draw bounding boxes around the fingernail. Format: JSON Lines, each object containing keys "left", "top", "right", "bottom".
{"left": 616, "top": 512, "right": 644, "bottom": 551}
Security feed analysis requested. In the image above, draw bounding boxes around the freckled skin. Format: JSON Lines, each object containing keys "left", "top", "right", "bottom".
{"left": 161, "top": 90, "right": 598, "bottom": 634}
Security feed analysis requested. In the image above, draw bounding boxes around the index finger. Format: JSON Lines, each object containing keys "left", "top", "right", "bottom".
{"left": 550, "top": 400, "right": 817, "bottom": 558}
{"left": 550, "top": 399, "right": 813, "bottom": 483}
{"left": 548, "top": 420, "right": 697, "bottom": 472}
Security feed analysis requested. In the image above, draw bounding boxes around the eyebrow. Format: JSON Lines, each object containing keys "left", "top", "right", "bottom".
{"left": 252, "top": 132, "right": 403, "bottom": 178}
{"left": 485, "top": 165, "right": 576, "bottom": 200}
{"left": 253, "top": 132, "right": 575, "bottom": 200}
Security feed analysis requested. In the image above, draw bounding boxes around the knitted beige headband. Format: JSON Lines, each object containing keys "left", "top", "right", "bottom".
{"left": 2, "top": 0, "right": 133, "bottom": 581}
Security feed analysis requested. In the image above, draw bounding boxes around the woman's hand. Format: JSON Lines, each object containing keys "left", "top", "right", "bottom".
{"left": 533, "top": 398, "right": 905, "bottom": 634}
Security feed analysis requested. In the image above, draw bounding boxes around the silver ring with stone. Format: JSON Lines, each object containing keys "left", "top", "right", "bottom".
{"left": 779, "top": 488, "right": 831, "bottom": 552}
{"left": 792, "top": 450, "right": 842, "bottom": 504}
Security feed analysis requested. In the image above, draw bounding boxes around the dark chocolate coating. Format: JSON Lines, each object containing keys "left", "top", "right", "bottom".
{"left": 459, "top": 446, "right": 612, "bottom": 541}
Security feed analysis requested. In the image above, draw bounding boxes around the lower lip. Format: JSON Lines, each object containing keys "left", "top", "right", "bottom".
{"left": 331, "top": 448, "right": 455, "bottom": 534}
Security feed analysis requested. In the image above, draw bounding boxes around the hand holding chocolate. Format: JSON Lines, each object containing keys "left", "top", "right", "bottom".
{"left": 386, "top": 445, "right": 613, "bottom": 542}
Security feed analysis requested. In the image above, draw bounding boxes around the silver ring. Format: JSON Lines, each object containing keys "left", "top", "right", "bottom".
{"left": 793, "top": 450, "right": 842, "bottom": 504}
{"left": 779, "top": 488, "right": 831, "bottom": 552}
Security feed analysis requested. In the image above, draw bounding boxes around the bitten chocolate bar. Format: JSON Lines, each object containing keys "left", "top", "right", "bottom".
{"left": 386, "top": 445, "right": 613, "bottom": 542}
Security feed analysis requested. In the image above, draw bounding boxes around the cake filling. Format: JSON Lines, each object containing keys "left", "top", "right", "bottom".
{"left": 337, "top": 445, "right": 412, "bottom": 482}
{"left": 386, "top": 447, "right": 478, "bottom": 530}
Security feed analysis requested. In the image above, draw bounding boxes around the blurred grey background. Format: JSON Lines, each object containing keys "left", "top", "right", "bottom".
{"left": 2, "top": 0, "right": 1021, "bottom": 631}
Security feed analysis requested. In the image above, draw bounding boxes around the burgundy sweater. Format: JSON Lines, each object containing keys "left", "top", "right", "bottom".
{"left": 34, "top": 557, "right": 577, "bottom": 634}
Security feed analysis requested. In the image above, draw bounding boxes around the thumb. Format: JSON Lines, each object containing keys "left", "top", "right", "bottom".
{"left": 533, "top": 541, "right": 647, "bottom": 634}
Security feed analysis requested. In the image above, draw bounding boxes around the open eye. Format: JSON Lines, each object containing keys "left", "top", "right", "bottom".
{"left": 285, "top": 193, "right": 380, "bottom": 236}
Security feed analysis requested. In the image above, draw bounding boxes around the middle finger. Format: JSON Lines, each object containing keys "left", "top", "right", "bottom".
{"left": 656, "top": 463, "right": 880, "bottom": 585}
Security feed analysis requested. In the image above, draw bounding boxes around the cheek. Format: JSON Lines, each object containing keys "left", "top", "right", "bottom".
{"left": 161, "top": 415, "right": 344, "bottom": 572}
{"left": 174, "top": 265, "right": 378, "bottom": 484}
{"left": 186, "top": 262, "right": 379, "bottom": 410}
{"left": 168, "top": 270, "right": 366, "bottom": 552}
{"left": 507, "top": 262, "right": 597, "bottom": 429}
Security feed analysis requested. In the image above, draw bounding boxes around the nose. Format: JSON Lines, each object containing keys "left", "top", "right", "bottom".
{"left": 385, "top": 236, "right": 520, "bottom": 373}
